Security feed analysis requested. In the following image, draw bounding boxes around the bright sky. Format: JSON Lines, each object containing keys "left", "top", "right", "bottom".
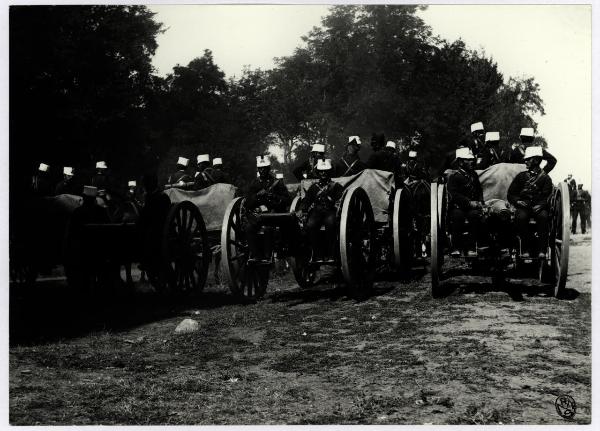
{"left": 149, "top": 4, "right": 592, "bottom": 187}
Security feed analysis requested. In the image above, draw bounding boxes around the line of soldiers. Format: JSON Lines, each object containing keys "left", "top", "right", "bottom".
{"left": 564, "top": 174, "right": 591, "bottom": 235}
{"left": 166, "top": 154, "right": 230, "bottom": 190}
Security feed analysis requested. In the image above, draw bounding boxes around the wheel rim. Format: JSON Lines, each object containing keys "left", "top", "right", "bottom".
{"left": 430, "top": 182, "right": 441, "bottom": 295}
{"left": 340, "top": 187, "right": 375, "bottom": 293}
{"left": 551, "top": 182, "right": 570, "bottom": 296}
{"left": 221, "top": 198, "right": 269, "bottom": 299}
{"left": 162, "top": 201, "right": 210, "bottom": 294}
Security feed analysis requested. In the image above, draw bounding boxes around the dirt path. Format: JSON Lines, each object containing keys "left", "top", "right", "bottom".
{"left": 9, "top": 238, "right": 591, "bottom": 425}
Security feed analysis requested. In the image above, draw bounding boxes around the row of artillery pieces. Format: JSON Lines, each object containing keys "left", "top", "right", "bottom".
{"left": 10, "top": 164, "right": 570, "bottom": 300}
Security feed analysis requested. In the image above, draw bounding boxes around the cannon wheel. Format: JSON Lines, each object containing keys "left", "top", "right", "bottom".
{"left": 339, "top": 187, "right": 376, "bottom": 298}
{"left": 550, "top": 182, "right": 570, "bottom": 297}
{"left": 161, "top": 201, "right": 211, "bottom": 295}
{"left": 430, "top": 182, "right": 446, "bottom": 297}
{"left": 392, "top": 187, "right": 413, "bottom": 272}
{"left": 221, "top": 198, "right": 269, "bottom": 300}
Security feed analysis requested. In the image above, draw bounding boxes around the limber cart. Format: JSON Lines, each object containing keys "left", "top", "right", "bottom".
{"left": 430, "top": 163, "right": 570, "bottom": 297}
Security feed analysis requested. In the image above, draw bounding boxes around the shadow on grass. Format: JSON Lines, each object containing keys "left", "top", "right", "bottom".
{"left": 9, "top": 279, "right": 239, "bottom": 346}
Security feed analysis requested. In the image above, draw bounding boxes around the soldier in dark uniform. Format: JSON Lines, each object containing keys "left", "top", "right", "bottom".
{"left": 301, "top": 159, "right": 344, "bottom": 261}
{"left": 167, "top": 157, "right": 193, "bottom": 189}
{"left": 293, "top": 144, "right": 325, "bottom": 181}
{"left": 509, "top": 128, "right": 557, "bottom": 174}
{"left": 477, "top": 131, "right": 509, "bottom": 170}
{"left": 335, "top": 136, "right": 366, "bottom": 177}
{"left": 470, "top": 121, "right": 486, "bottom": 162}
{"left": 564, "top": 174, "right": 577, "bottom": 222}
{"left": 571, "top": 184, "right": 591, "bottom": 234}
{"left": 366, "top": 133, "right": 392, "bottom": 171}
{"left": 55, "top": 166, "right": 81, "bottom": 195}
{"left": 507, "top": 146, "right": 553, "bottom": 258}
{"left": 243, "top": 156, "right": 291, "bottom": 262}
{"left": 31, "top": 162, "right": 53, "bottom": 197}
{"left": 447, "top": 147, "right": 485, "bottom": 257}
{"left": 193, "top": 154, "right": 217, "bottom": 189}
{"left": 126, "top": 180, "right": 144, "bottom": 209}
{"left": 211, "top": 157, "right": 231, "bottom": 184}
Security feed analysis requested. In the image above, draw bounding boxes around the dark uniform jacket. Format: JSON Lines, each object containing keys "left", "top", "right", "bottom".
{"left": 293, "top": 159, "right": 318, "bottom": 181}
{"left": 55, "top": 177, "right": 81, "bottom": 196}
{"left": 31, "top": 173, "right": 53, "bottom": 197}
{"left": 335, "top": 154, "right": 366, "bottom": 177}
{"left": 211, "top": 167, "right": 230, "bottom": 184}
{"left": 91, "top": 172, "right": 114, "bottom": 195}
{"left": 167, "top": 169, "right": 192, "bottom": 186}
{"left": 301, "top": 180, "right": 344, "bottom": 213}
{"left": 448, "top": 168, "right": 484, "bottom": 211}
{"left": 509, "top": 148, "right": 557, "bottom": 174}
{"left": 564, "top": 178, "right": 577, "bottom": 202}
{"left": 507, "top": 169, "right": 553, "bottom": 210}
{"left": 193, "top": 167, "right": 217, "bottom": 189}
{"left": 476, "top": 145, "right": 509, "bottom": 170}
{"left": 367, "top": 148, "right": 398, "bottom": 173}
{"left": 245, "top": 176, "right": 291, "bottom": 213}
{"left": 573, "top": 189, "right": 591, "bottom": 207}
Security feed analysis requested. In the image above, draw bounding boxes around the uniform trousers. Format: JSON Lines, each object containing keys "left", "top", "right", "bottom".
{"left": 571, "top": 204, "right": 587, "bottom": 234}
{"left": 306, "top": 208, "right": 337, "bottom": 258}
{"left": 449, "top": 207, "right": 483, "bottom": 249}
{"left": 243, "top": 215, "right": 273, "bottom": 260}
{"left": 515, "top": 207, "right": 549, "bottom": 250}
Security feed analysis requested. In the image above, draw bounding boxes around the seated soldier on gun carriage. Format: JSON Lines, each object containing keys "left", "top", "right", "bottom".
{"left": 477, "top": 131, "right": 509, "bottom": 170}
{"left": 335, "top": 136, "right": 366, "bottom": 177}
{"left": 299, "top": 159, "right": 344, "bottom": 263}
{"left": 193, "top": 154, "right": 217, "bottom": 189}
{"left": 243, "top": 156, "right": 291, "bottom": 263}
{"left": 211, "top": 157, "right": 231, "bottom": 184}
{"left": 167, "top": 156, "right": 193, "bottom": 189}
{"left": 509, "top": 128, "right": 557, "bottom": 174}
{"left": 507, "top": 146, "right": 553, "bottom": 259}
{"left": 293, "top": 144, "right": 325, "bottom": 181}
{"left": 447, "top": 147, "right": 485, "bottom": 257}
{"left": 55, "top": 166, "right": 81, "bottom": 196}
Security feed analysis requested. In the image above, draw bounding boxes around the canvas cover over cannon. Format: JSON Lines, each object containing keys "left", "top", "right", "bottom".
{"left": 430, "top": 163, "right": 570, "bottom": 297}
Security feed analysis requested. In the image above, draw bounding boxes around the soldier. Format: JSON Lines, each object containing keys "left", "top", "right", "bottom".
{"left": 335, "top": 136, "right": 366, "bottom": 177}
{"left": 477, "top": 131, "right": 508, "bottom": 170}
{"left": 126, "top": 180, "right": 144, "bottom": 208}
{"left": 447, "top": 147, "right": 485, "bottom": 257}
{"left": 32, "top": 162, "right": 53, "bottom": 197}
{"left": 55, "top": 166, "right": 81, "bottom": 195}
{"left": 293, "top": 144, "right": 325, "bottom": 180}
{"left": 167, "top": 157, "right": 193, "bottom": 188}
{"left": 211, "top": 157, "right": 230, "bottom": 184}
{"left": 470, "top": 122, "right": 485, "bottom": 160}
{"left": 403, "top": 150, "right": 428, "bottom": 184}
{"left": 91, "top": 161, "right": 113, "bottom": 197}
{"left": 193, "top": 154, "right": 217, "bottom": 189}
{"left": 243, "top": 156, "right": 291, "bottom": 262}
{"left": 507, "top": 146, "right": 553, "bottom": 258}
{"left": 366, "top": 133, "right": 391, "bottom": 170}
{"left": 300, "top": 159, "right": 344, "bottom": 261}
{"left": 509, "top": 128, "right": 557, "bottom": 174}
{"left": 572, "top": 184, "right": 591, "bottom": 234}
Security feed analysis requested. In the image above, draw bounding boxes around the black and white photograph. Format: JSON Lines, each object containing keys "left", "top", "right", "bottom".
{"left": 7, "top": 2, "right": 594, "bottom": 426}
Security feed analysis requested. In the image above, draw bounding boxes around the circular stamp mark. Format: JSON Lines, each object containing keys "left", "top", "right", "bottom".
{"left": 555, "top": 394, "right": 576, "bottom": 420}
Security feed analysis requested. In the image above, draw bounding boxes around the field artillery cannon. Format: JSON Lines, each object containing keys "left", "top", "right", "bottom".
{"left": 430, "top": 163, "right": 570, "bottom": 297}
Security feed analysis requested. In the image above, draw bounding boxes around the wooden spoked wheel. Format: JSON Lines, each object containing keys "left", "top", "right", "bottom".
{"left": 161, "top": 201, "right": 210, "bottom": 295}
{"left": 339, "top": 187, "right": 376, "bottom": 297}
{"left": 430, "top": 182, "right": 446, "bottom": 297}
{"left": 392, "top": 188, "right": 414, "bottom": 272}
{"left": 550, "top": 182, "right": 570, "bottom": 297}
{"left": 221, "top": 198, "right": 269, "bottom": 300}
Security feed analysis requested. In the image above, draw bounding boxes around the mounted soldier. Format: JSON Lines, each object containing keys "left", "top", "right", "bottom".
{"left": 193, "top": 154, "right": 217, "bottom": 189}
{"left": 293, "top": 144, "right": 325, "bottom": 181}
{"left": 335, "top": 136, "right": 366, "bottom": 177}
{"left": 509, "top": 128, "right": 557, "bottom": 174}
{"left": 32, "top": 162, "right": 53, "bottom": 197}
{"left": 243, "top": 156, "right": 291, "bottom": 263}
{"left": 300, "top": 158, "right": 344, "bottom": 262}
{"left": 167, "top": 157, "right": 193, "bottom": 189}
{"left": 507, "top": 146, "right": 553, "bottom": 259}
{"left": 55, "top": 166, "right": 80, "bottom": 196}
{"left": 447, "top": 147, "right": 485, "bottom": 257}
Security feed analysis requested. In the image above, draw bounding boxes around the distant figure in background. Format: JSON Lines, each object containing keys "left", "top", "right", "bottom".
{"left": 335, "top": 136, "right": 366, "bottom": 177}
{"left": 55, "top": 166, "right": 80, "bottom": 195}
{"left": 293, "top": 144, "right": 325, "bottom": 181}
{"left": 509, "top": 128, "right": 557, "bottom": 174}
{"left": 572, "top": 184, "right": 591, "bottom": 235}
{"left": 32, "top": 162, "right": 53, "bottom": 197}
{"left": 193, "top": 154, "right": 216, "bottom": 189}
{"left": 167, "top": 157, "right": 193, "bottom": 188}
{"left": 211, "top": 157, "right": 230, "bottom": 184}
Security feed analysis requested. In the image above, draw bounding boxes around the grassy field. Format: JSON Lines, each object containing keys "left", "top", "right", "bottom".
{"left": 9, "top": 236, "right": 591, "bottom": 425}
